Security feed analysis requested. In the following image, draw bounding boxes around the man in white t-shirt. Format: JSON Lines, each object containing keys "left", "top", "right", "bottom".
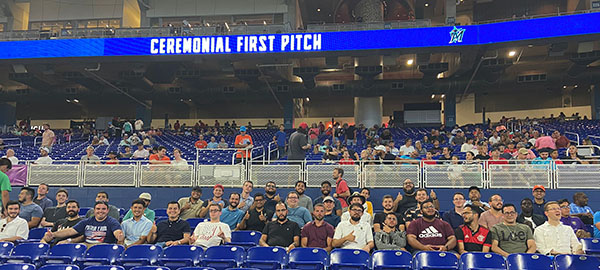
{"left": 34, "top": 147, "right": 53, "bottom": 164}
{"left": 190, "top": 203, "right": 231, "bottom": 249}
{"left": 332, "top": 203, "right": 374, "bottom": 252}
{"left": 0, "top": 200, "right": 29, "bottom": 242}
{"left": 2, "top": 149, "right": 18, "bottom": 166}
{"left": 399, "top": 139, "right": 416, "bottom": 156}
{"left": 132, "top": 143, "right": 150, "bottom": 159}
{"left": 135, "top": 119, "right": 144, "bottom": 131}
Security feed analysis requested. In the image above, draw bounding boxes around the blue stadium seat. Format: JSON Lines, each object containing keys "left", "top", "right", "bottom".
{"left": 0, "top": 242, "right": 50, "bottom": 264}
{"left": 582, "top": 238, "right": 600, "bottom": 257}
{"left": 117, "top": 245, "right": 163, "bottom": 268}
{"left": 371, "top": 250, "right": 412, "bottom": 270}
{"left": 19, "top": 228, "right": 48, "bottom": 243}
{"left": 329, "top": 249, "right": 369, "bottom": 270}
{"left": 287, "top": 248, "right": 328, "bottom": 270}
{"left": 506, "top": 253, "right": 553, "bottom": 270}
{"left": 229, "top": 231, "right": 262, "bottom": 248}
{"left": 79, "top": 208, "right": 91, "bottom": 216}
{"left": 154, "top": 209, "right": 167, "bottom": 217}
{"left": 554, "top": 254, "right": 600, "bottom": 270}
{"left": 413, "top": 251, "right": 459, "bottom": 270}
{"left": 225, "top": 268, "right": 261, "bottom": 270}
{"left": 155, "top": 217, "right": 168, "bottom": 224}
{"left": 83, "top": 266, "right": 125, "bottom": 270}
{"left": 244, "top": 246, "right": 287, "bottom": 270}
{"left": 0, "top": 263, "right": 36, "bottom": 270}
{"left": 38, "top": 265, "right": 80, "bottom": 270}
{"left": 40, "top": 243, "right": 87, "bottom": 264}
{"left": 0, "top": 242, "right": 15, "bottom": 256}
{"left": 78, "top": 244, "right": 125, "bottom": 267}
{"left": 128, "top": 267, "right": 168, "bottom": 270}
{"left": 157, "top": 245, "right": 204, "bottom": 269}
{"left": 186, "top": 218, "right": 205, "bottom": 230}
{"left": 177, "top": 268, "right": 216, "bottom": 270}
{"left": 202, "top": 246, "right": 245, "bottom": 270}
{"left": 459, "top": 252, "right": 506, "bottom": 270}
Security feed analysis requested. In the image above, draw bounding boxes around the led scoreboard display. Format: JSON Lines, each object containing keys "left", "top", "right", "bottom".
{"left": 0, "top": 12, "right": 599, "bottom": 60}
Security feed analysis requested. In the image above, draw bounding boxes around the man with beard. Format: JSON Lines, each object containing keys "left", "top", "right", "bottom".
{"left": 199, "top": 184, "right": 228, "bottom": 218}
{"left": 532, "top": 185, "right": 547, "bottom": 217}
{"left": 403, "top": 189, "right": 439, "bottom": 229}
{"left": 394, "top": 179, "right": 419, "bottom": 216}
{"left": 455, "top": 204, "right": 491, "bottom": 254}
{"left": 332, "top": 203, "right": 374, "bottom": 252}
{"left": 340, "top": 192, "right": 373, "bottom": 225}
{"left": 314, "top": 181, "right": 342, "bottom": 216}
{"left": 237, "top": 193, "right": 273, "bottom": 232}
{"left": 263, "top": 181, "right": 281, "bottom": 213}
{"left": 374, "top": 195, "right": 405, "bottom": 232}
{"left": 569, "top": 192, "right": 594, "bottom": 225}
{"left": 191, "top": 203, "right": 231, "bottom": 249}
{"left": 121, "top": 199, "right": 153, "bottom": 247}
{"left": 42, "top": 200, "right": 83, "bottom": 245}
{"left": 294, "top": 181, "right": 313, "bottom": 212}
{"left": 323, "top": 196, "right": 341, "bottom": 227}
{"left": 85, "top": 191, "right": 121, "bottom": 220}
{"left": 178, "top": 187, "right": 204, "bottom": 220}
{"left": 491, "top": 203, "right": 536, "bottom": 256}
{"left": 407, "top": 199, "right": 456, "bottom": 252}
{"left": 534, "top": 201, "right": 583, "bottom": 255}
{"left": 220, "top": 193, "right": 245, "bottom": 230}
{"left": 260, "top": 202, "right": 301, "bottom": 251}
{"left": 18, "top": 187, "right": 43, "bottom": 228}
{"left": 479, "top": 194, "right": 504, "bottom": 229}
{"left": 301, "top": 204, "right": 334, "bottom": 251}
{"left": 332, "top": 168, "right": 350, "bottom": 209}
{"left": 277, "top": 191, "right": 311, "bottom": 227}
{"left": 0, "top": 201, "right": 29, "bottom": 242}
{"left": 465, "top": 186, "right": 490, "bottom": 212}
{"left": 516, "top": 198, "right": 545, "bottom": 230}
{"left": 374, "top": 212, "right": 407, "bottom": 251}
{"left": 287, "top": 122, "right": 311, "bottom": 163}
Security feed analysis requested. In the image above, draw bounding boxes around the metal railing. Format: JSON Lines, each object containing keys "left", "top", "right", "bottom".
{"left": 564, "top": 131, "right": 580, "bottom": 145}
{"left": 0, "top": 138, "right": 22, "bottom": 148}
{"left": 11, "top": 159, "right": 600, "bottom": 189}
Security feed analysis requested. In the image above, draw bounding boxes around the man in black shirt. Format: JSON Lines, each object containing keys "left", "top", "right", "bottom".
{"left": 237, "top": 193, "right": 273, "bottom": 232}
{"left": 394, "top": 179, "right": 417, "bottom": 215}
{"left": 259, "top": 202, "right": 300, "bottom": 251}
{"left": 313, "top": 181, "right": 342, "bottom": 216}
{"left": 344, "top": 124, "right": 357, "bottom": 146}
{"left": 263, "top": 181, "right": 280, "bottom": 213}
{"left": 374, "top": 195, "right": 404, "bottom": 232}
{"left": 41, "top": 200, "right": 83, "bottom": 245}
{"left": 147, "top": 201, "right": 190, "bottom": 247}
{"left": 287, "top": 123, "right": 311, "bottom": 163}
{"left": 455, "top": 204, "right": 492, "bottom": 254}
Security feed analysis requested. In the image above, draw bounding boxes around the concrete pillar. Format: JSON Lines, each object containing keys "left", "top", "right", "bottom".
{"left": 355, "top": 0, "right": 384, "bottom": 22}
{"left": 283, "top": 98, "right": 294, "bottom": 129}
{"left": 444, "top": 92, "right": 456, "bottom": 127}
{"left": 592, "top": 85, "right": 600, "bottom": 120}
{"left": 136, "top": 101, "right": 152, "bottom": 129}
{"left": 445, "top": 0, "right": 457, "bottom": 25}
{"left": 0, "top": 102, "right": 16, "bottom": 127}
{"left": 354, "top": 96, "right": 382, "bottom": 128}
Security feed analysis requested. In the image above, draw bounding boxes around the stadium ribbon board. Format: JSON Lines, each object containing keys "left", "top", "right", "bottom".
{"left": 1, "top": 12, "right": 599, "bottom": 59}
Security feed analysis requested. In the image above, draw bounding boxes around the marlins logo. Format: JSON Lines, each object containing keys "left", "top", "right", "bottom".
{"left": 449, "top": 26, "right": 466, "bottom": 44}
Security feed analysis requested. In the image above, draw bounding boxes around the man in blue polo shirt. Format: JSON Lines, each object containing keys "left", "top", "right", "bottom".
{"left": 121, "top": 199, "right": 153, "bottom": 246}
{"left": 220, "top": 193, "right": 244, "bottom": 230}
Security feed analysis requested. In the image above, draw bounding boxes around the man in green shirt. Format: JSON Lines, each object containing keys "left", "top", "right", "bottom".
{"left": 122, "top": 193, "right": 155, "bottom": 221}
{"left": 0, "top": 158, "right": 12, "bottom": 215}
{"left": 491, "top": 203, "right": 537, "bottom": 256}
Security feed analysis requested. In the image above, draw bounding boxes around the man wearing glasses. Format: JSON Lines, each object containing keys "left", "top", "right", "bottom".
{"left": 190, "top": 203, "right": 231, "bottom": 249}
{"left": 332, "top": 203, "right": 375, "bottom": 252}
{"left": 455, "top": 204, "right": 491, "bottom": 254}
{"left": 534, "top": 201, "right": 583, "bottom": 255}
{"left": 260, "top": 202, "right": 301, "bottom": 251}
{"left": 0, "top": 201, "right": 29, "bottom": 242}
{"left": 490, "top": 203, "right": 536, "bottom": 257}
{"left": 237, "top": 193, "right": 273, "bottom": 232}
{"left": 278, "top": 191, "right": 311, "bottom": 227}
{"left": 263, "top": 181, "right": 280, "bottom": 213}
{"left": 479, "top": 194, "right": 504, "bottom": 229}
{"left": 407, "top": 199, "right": 455, "bottom": 253}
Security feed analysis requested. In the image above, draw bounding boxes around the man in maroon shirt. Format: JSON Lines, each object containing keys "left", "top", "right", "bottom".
{"left": 300, "top": 203, "right": 334, "bottom": 251}
{"left": 407, "top": 199, "right": 456, "bottom": 252}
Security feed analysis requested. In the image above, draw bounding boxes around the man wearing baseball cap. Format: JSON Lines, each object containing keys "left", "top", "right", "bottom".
{"left": 123, "top": 192, "right": 156, "bottom": 221}
{"left": 234, "top": 126, "right": 253, "bottom": 164}
{"left": 199, "top": 184, "right": 228, "bottom": 218}
{"left": 287, "top": 122, "right": 311, "bottom": 163}
{"left": 34, "top": 147, "right": 53, "bottom": 164}
{"left": 178, "top": 186, "right": 204, "bottom": 220}
{"left": 532, "top": 185, "right": 547, "bottom": 217}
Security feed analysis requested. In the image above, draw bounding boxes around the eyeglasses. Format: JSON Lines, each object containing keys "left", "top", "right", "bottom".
{"left": 422, "top": 205, "right": 435, "bottom": 210}
{"left": 560, "top": 206, "right": 569, "bottom": 209}
{"left": 209, "top": 209, "right": 221, "bottom": 213}
{"left": 350, "top": 209, "right": 363, "bottom": 213}
{"left": 288, "top": 197, "right": 298, "bottom": 200}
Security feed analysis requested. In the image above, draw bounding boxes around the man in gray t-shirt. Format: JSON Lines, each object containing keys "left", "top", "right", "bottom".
{"left": 287, "top": 123, "right": 311, "bottom": 162}
{"left": 490, "top": 204, "right": 536, "bottom": 256}
{"left": 18, "top": 187, "right": 43, "bottom": 228}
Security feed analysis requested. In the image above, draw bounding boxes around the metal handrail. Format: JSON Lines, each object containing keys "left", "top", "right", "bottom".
{"left": 0, "top": 138, "right": 22, "bottom": 148}
{"left": 564, "top": 131, "right": 580, "bottom": 145}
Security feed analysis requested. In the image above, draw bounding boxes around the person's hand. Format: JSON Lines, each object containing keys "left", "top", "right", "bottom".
{"left": 395, "top": 192, "right": 403, "bottom": 201}
{"left": 274, "top": 195, "right": 281, "bottom": 202}
{"left": 361, "top": 246, "right": 371, "bottom": 252}
{"left": 43, "top": 230, "right": 53, "bottom": 242}
{"left": 345, "top": 231, "right": 356, "bottom": 242}
{"left": 165, "top": 241, "right": 175, "bottom": 247}
{"left": 438, "top": 245, "right": 448, "bottom": 251}
{"left": 258, "top": 212, "right": 267, "bottom": 222}
{"left": 150, "top": 224, "right": 157, "bottom": 233}
{"left": 472, "top": 201, "right": 483, "bottom": 207}
{"left": 182, "top": 201, "right": 191, "bottom": 210}
{"left": 286, "top": 243, "right": 295, "bottom": 252}
{"left": 585, "top": 212, "right": 594, "bottom": 218}
{"left": 244, "top": 212, "right": 250, "bottom": 221}
{"left": 217, "top": 228, "right": 225, "bottom": 239}
{"left": 189, "top": 234, "right": 197, "bottom": 244}
{"left": 115, "top": 231, "right": 125, "bottom": 242}
{"left": 238, "top": 200, "right": 246, "bottom": 209}
{"left": 423, "top": 245, "right": 436, "bottom": 251}
{"left": 56, "top": 239, "right": 70, "bottom": 245}
{"left": 333, "top": 193, "right": 339, "bottom": 198}
{"left": 430, "top": 190, "right": 437, "bottom": 200}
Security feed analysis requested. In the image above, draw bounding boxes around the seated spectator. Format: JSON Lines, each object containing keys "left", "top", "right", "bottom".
{"left": 146, "top": 201, "right": 190, "bottom": 247}
{"left": 191, "top": 203, "right": 231, "bottom": 249}
{"left": 332, "top": 203, "right": 374, "bottom": 252}
{"left": 319, "top": 139, "right": 332, "bottom": 153}
{"left": 338, "top": 151, "right": 355, "bottom": 165}
{"left": 595, "top": 211, "right": 600, "bottom": 239}
{"left": 414, "top": 140, "right": 427, "bottom": 156}
{"left": 552, "top": 131, "right": 570, "bottom": 148}
{"left": 199, "top": 184, "right": 228, "bottom": 218}
{"left": 490, "top": 203, "right": 536, "bottom": 256}
{"left": 119, "top": 135, "right": 130, "bottom": 147}
{"left": 206, "top": 137, "right": 219, "bottom": 149}
{"left": 517, "top": 198, "right": 545, "bottom": 230}
{"left": 132, "top": 143, "right": 150, "bottom": 159}
{"left": 399, "top": 139, "right": 415, "bottom": 156}
{"left": 85, "top": 191, "right": 121, "bottom": 220}
{"left": 461, "top": 137, "right": 476, "bottom": 154}
{"left": 474, "top": 142, "right": 490, "bottom": 160}
{"left": 217, "top": 138, "right": 228, "bottom": 148}
{"left": 2, "top": 149, "right": 18, "bottom": 166}
{"left": 237, "top": 193, "right": 273, "bottom": 232}
{"left": 534, "top": 135, "right": 556, "bottom": 150}
{"left": 294, "top": 181, "right": 313, "bottom": 212}
{"left": 451, "top": 130, "right": 466, "bottom": 146}
{"left": 314, "top": 181, "right": 342, "bottom": 216}
{"left": 260, "top": 202, "right": 301, "bottom": 251}
{"left": 171, "top": 149, "right": 187, "bottom": 169}
{"left": 178, "top": 187, "right": 204, "bottom": 220}
{"left": 479, "top": 194, "right": 504, "bottom": 229}
{"left": 0, "top": 201, "right": 29, "bottom": 242}
{"left": 278, "top": 191, "right": 311, "bottom": 227}
{"left": 422, "top": 151, "right": 437, "bottom": 165}
{"left": 550, "top": 149, "right": 563, "bottom": 164}
{"left": 91, "top": 136, "right": 100, "bottom": 146}
{"left": 41, "top": 200, "right": 83, "bottom": 245}
{"left": 443, "top": 193, "right": 466, "bottom": 230}
{"left": 387, "top": 141, "right": 399, "bottom": 156}
{"left": 129, "top": 133, "right": 141, "bottom": 145}
{"left": 531, "top": 185, "right": 547, "bottom": 216}
{"left": 81, "top": 146, "right": 101, "bottom": 164}
{"left": 99, "top": 136, "right": 109, "bottom": 146}
{"left": 488, "top": 147, "right": 508, "bottom": 165}
{"left": 47, "top": 201, "right": 124, "bottom": 247}
{"left": 40, "top": 188, "right": 69, "bottom": 227}
{"left": 149, "top": 146, "right": 171, "bottom": 164}
{"left": 220, "top": 193, "right": 244, "bottom": 230}
{"left": 563, "top": 145, "right": 587, "bottom": 164}
{"left": 430, "top": 140, "right": 443, "bottom": 156}
{"left": 360, "top": 188, "right": 373, "bottom": 217}
{"left": 34, "top": 147, "right": 53, "bottom": 164}
{"left": 34, "top": 183, "right": 53, "bottom": 211}
{"left": 194, "top": 135, "right": 208, "bottom": 149}
{"left": 569, "top": 192, "right": 594, "bottom": 225}
{"left": 18, "top": 187, "right": 43, "bottom": 228}
{"left": 558, "top": 199, "right": 590, "bottom": 238}
{"left": 374, "top": 145, "right": 397, "bottom": 161}
{"left": 301, "top": 203, "right": 334, "bottom": 251}
{"left": 374, "top": 212, "right": 407, "bottom": 251}
{"left": 404, "top": 189, "right": 440, "bottom": 229}
{"left": 374, "top": 195, "right": 404, "bottom": 232}
{"left": 121, "top": 199, "right": 153, "bottom": 247}
{"left": 532, "top": 148, "right": 551, "bottom": 165}
{"left": 119, "top": 146, "right": 133, "bottom": 159}
{"left": 456, "top": 204, "right": 491, "bottom": 254}
{"left": 123, "top": 193, "right": 155, "bottom": 221}
{"left": 341, "top": 192, "right": 373, "bottom": 225}
{"left": 105, "top": 152, "right": 119, "bottom": 164}
{"left": 407, "top": 199, "right": 456, "bottom": 252}
{"left": 322, "top": 196, "right": 341, "bottom": 227}
{"left": 534, "top": 201, "right": 583, "bottom": 255}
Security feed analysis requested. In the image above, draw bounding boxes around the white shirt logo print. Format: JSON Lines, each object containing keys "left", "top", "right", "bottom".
{"left": 419, "top": 226, "right": 443, "bottom": 238}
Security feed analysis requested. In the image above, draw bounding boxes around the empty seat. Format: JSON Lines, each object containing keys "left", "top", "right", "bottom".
{"left": 176, "top": 268, "right": 216, "bottom": 270}
{"left": 288, "top": 248, "right": 328, "bottom": 270}
{"left": 78, "top": 244, "right": 125, "bottom": 267}
{"left": 371, "top": 250, "right": 412, "bottom": 270}
{"left": 0, "top": 242, "right": 15, "bottom": 256}
{"left": 18, "top": 228, "right": 48, "bottom": 243}
{"left": 229, "top": 231, "right": 262, "bottom": 248}
{"left": 1, "top": 242, "right": 50, "bottom": 264}
{"left": 117, "top": 245, "right": 163, "bottom": 268}
{"left": 244, "top": 246, "right": 287, "bottom": 269}
{"left": 38, "top": 265, "right": 80, "bottom": 270}
{"left": 83, "top": 266, "right": 125, "bottom": 270}
{"left": 186, "top": 218, "right": 205, "bottom": 230}
{"left": 413, "top": 251, "right": 459, "bottom": 270}
{"left": 554, "top": 254, "right": 600, "bottom": 270}
{"left": 202, "top": 246, "right": 245, "bottom": 270}
{"left": 582, "top": 238, "right": 600, "bottom": 257}
{"left": 506, "top": 253, "right": 553, "bottom": 270}
{"left": 79, "top": 208, "right": 91, "bottom": 216}
{"left": 158, "top": 245, "right": 204, "bottom": 269}
{"left": 0, "top": 263, "right": 36, "bottom": 270}
{"left": 40, "top": 243, "right": 87, "bottom": 264}
{"left": 459, "top": 252, "right": 506, "bottom": 270}
{"left": 154, "top": 209, "right": 167, "bottom": 217}
{"left": 128, "top": 267, "right": 168, "bottom": 270}
{"left": 329, "top": 249, "right": 369, "bottom": 270}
